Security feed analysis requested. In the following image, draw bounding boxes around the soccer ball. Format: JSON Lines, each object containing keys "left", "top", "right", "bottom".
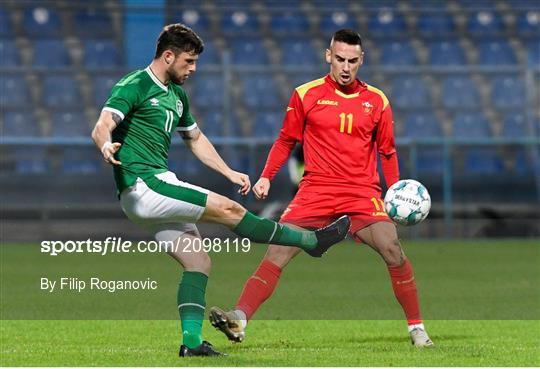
{"left": 384, "top": 179, "right": 431, "bottom": 226}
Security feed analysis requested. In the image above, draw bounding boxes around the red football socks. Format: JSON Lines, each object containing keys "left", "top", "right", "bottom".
{"left": 387, "top": 258, "right": 423, "bottom": 325}
{"left": 236, "top": 259, "right": 282, "bottom": 320}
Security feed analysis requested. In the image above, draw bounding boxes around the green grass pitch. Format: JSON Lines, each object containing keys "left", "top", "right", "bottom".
{"left": 1, "top": 240, "right": 539, "bottom": 366}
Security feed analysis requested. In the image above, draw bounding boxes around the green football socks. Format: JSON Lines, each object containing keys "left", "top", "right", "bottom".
{"left": 232, "top": 211, "right": 317, "bottom": 250}
{"left": 178, "top": 271, "right": 208, "bottom": 349}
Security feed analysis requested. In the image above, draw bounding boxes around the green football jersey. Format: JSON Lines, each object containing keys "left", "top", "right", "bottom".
{"left": 103, "top": 67, "right": 196, "bottom": 194}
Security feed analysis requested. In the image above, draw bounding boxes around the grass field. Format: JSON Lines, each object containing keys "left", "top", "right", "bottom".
{"left": 1, "top": 240, "right": 539, "bottom": 366}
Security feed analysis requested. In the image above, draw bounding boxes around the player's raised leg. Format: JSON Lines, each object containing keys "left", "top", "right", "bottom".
{"left": 209, "top": 244, "right": 301, "bottom": 342}
{"left": 201, "top": 192, "right": 350, "bottom": 257}
{"left": 355, "top": 221, "right": 434, "bottom": 347}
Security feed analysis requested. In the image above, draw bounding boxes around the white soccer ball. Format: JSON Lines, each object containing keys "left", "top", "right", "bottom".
{"left": 384, "top": 179, "right": 431, "bottom": 226}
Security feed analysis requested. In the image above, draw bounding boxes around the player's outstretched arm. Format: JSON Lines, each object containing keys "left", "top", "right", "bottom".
{"left": 180, "top": 128, "right": 251, "bottom": 195}
{"left": 252, "top": 177, "right": 271, "bottom": 200}
{"left": 91, "top": 110, "right": 122, "bottom": 166}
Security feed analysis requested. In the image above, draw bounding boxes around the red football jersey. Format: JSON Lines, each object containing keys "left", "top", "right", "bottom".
{"left": 261, "top": 75, "right": 398, "bottom": 197}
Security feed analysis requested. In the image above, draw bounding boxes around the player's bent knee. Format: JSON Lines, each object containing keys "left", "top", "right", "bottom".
{"left": 203, "top": 193, "right": 246, "bottom": 226}
{"left": 379, "top": 239, "right": 404, "bottom": 266}
{"left": 183, "top": 252, "right": 212, "bottom": 274}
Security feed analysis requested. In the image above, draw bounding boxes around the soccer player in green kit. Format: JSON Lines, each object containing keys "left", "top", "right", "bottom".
{"left": 91, "top": 23, "right": 350, "bottom": 357}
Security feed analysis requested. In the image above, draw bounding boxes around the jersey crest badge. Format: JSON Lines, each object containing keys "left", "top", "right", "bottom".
{"left": 362, "top": 101, "right": 373, "bottom": 114}
{"left": 176, "top": 100, "right": 183, "bottom": 116}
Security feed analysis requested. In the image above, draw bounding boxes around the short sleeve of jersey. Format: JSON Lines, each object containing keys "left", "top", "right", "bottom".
{"left": 280, "top": 90, "right": 305, "bottom": 142}
{"left": 103, "top": 74, "right": 143, "bottom": 120}
{"left": 176, "top": 88, "right": 197, "bottom": 132}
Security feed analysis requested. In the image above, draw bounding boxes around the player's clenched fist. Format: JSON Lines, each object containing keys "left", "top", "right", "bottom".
{"left": 101, "top": 141, "right": 122, "bottom": 166}
{"left": 253, "top": 177, "right": 271, "bottom": 200}
{"left": 227, "top": 170, "right": 251, "bottom": 195}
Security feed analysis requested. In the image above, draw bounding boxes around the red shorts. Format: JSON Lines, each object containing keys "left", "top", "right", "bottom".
{"left": 280, "top": 189, "right": 393, "bottom": 243}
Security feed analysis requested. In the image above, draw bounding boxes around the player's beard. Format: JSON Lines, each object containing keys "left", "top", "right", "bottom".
{"left": 167, "top": 66, "right": 185, "bottom": 85}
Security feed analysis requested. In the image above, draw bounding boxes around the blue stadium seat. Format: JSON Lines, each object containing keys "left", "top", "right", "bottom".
{"left": 83, "top": 40, "right": 121, "bottom": 68}
{"left": 441, "top": 75, "right": 481, "bottom": 109}
{"left": 502, "top": 113, "right": 528, "bottom": 137}
{"left": 286, "top": 73, "right": 324, "bottom": 92}
{"left": 319, "top": 11, "right": 357, "bottom": 37}
{"left": 526, "top": 41, "right": 539, "bottom": 67}
{"left": 74, "top": 8, "right": 114, "bottom": 38}
{"left": 230, "top": 38, "right": 269, "bottom": 65}
{"left": 221, "top": 10, "right": 260, "bottom": 35}
{"left": 452, "top": 113, "right": 492, "bottom": 137}
{"left": 50, "top": 111, "right": 89, "bottom": 137}
{"left": 490, "top": 76, "right": 525, "bottom": 110}
{"left": 62, "top": 148, "right": 101, "bottom": 174}
{"left": 391, "top": 76, "right": 430, "bottom": 109}
{"left": 368, "top": 8, "right": 406, "bottom": 38}
{"left": 403, "top": 113, "right": 443, "bottom": 138}
{"left": 14, "top": 147, "right": 49, "bottom": 174}
{"left": 379, "top": 41, "right": 418, "bottom": 66}
{"left": 516, "top": 10, "right": 540, "bottom": 37}
{"left": 199, "top": 110, "right": 224, "bottom": 138}
{"left": 478, "top": 41, "right": 516, "bottom": 65}
{"left": 428, "top": 40, "right": 466, "bottom": 65}
{"left": 0, "top": 6, "right": 13, "bottom": 37}
{"left": 240, "top": 75, "right": 281, "bottom": 108}
{"left": 408, "top": 0, "right": 449, "bottom": 10}
{"left": 416, "top": 148, "right": 443, "bottom": 173}
{"left": 42, "top": 75, "right": 81, "bottom": 108}
{"left": 0, "top": 40, "right": 20, "bottom": 67}
{"left": 463, "top": 148, "right": 504, "bottom": 174}
{"left": 311, "top": 0, "right": 350, "bottom": 11}
{"left": 92, "top": 74, "right": 122, "bottom": 109}
{"left": 467, "top": 10, "right": 505, "bottom": 37}
{"left": 254, "top": 111, "right": 282, "bottom": 138}
{"left": 1, "top": 75, "right": 30, "bottom": 108}
{"left": 361, "top": 0, "right": 399, "bottom": 10}
{"left": 417, "top": 12, "right": 455, "bottom": 37}
{"left": 270, "top": 10, "right": 310, "bottom": 36}
{"left": 192, "top": 74, "right": 224, "bottom": 108}
{"left": 32, "top": 40, "right": 71, "bottom": 68}
{"left": 263, "top": 0, "right": 303, "bottom": 11}
{"left": 457, "top": 0, "right": 496, "bottom": 9}
{"left": 197, "top": 40, "right": 221, "bottom": 66}
{"left": 22, "top": 5, "right": 62, "bottom": 38}
{"left": 3, "top": 111, "right": 41, "bottom": 137}
{"left": 172, "top": 8, "right": 210, "bottom": 36}
{"left": 281, "top": 39, "right": 319, "bottom": 66}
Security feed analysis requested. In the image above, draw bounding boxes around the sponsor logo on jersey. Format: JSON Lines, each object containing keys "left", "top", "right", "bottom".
{"left": 150, "top": 98, "right": 159, "bottom": 107}
{"left": 176, "top": 100, "right": 183, "bottom": 116}
{"left": 317, "top": 99, "right": 338, "bottom": 106}
{"left": 362, "top": 101, "right": 373, "bottom": 114}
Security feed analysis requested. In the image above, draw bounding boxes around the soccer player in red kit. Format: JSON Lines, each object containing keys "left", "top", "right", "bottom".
{"left": 210, "top": 29, "right": 434, "bottom": 347}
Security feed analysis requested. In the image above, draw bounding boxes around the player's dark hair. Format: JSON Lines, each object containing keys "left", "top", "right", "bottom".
{"left": 331, "top": 29, "right": 363, "bottom": 49}
{"left": 154, "top": 23, "right": 204, "bottom": 59}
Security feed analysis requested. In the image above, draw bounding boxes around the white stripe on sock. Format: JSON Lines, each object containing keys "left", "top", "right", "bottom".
{"left": 178, "top": 303, "right": 206, "bottom": 310}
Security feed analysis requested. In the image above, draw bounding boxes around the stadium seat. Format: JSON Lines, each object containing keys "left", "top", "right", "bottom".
{"left": 441, "top": 75, "right": 481, "bottom": 109}
{"left": 416, "top": 148, "right": 443, "bottom": 173}
{"left": 516, "top": 10, "right": 540, "bottom": 37}
{"left": 14, "top": 147, "right": 49, "bottom": 174}
{"left": 367, "top": 8, "right": 406, "bottom": 38}
{"left": 199, "top": 110, "right": 224, "bottom": 138}
{"left": 280, "top": 39, "right": 320, "bottom": 66}
{"left": 457, "top": 0, "right": 496, "bottom": 9}
{"left": 526, "top": 41, "right": 540, "bottom": 67}
{"left": 197, "top": 40, "right": 221, "bottom": 66}
{"left": 230, "top": 38, "right": 269, "bottom": 65}
{"left": 428, "top": 40, "right": 466, "bottom": 65}
{"left": 361, "top": 0, "right": 399, "bottom": 10}
{"left": 391, "top": 76, "right": 431, "bottom": 110}
{"left": 32, "top": 40, "right": 71, "bottom": 68}
{"left": 417, "top": 12, "right": 455, "bottom": 37}
{"left": 270, "top": 10, "right": 310, "bottom": 36}
{"left": 452, "top": 112, "right": 492, "bottom": 137}
{"left": 2, "top": 111, "right": 41, "bottom": 137}
{"left": 220, "top": 10, "right": 260, "bottom": 36}
{"left": 0, "top": 40, "right": 20, "bottom": 67}
{"left": 319, "top": 11, "right": 357, "bottom": 37}
{"left": 1, "top": 75, "right": 31, "bottom": 108}
{"left": 379, "top": 41, "right": 418, "bottom": 66}
{"left": 83, "top": 40, "right": 121, "bottom": 68}
{"left": 22, "top": 5, "right": 63, "bottom": 38}
{"left": 285, "top": 73, "right": 325, "bottom": 92}
{"left": 74, "top": 8, "right": 114, "bottom": 38}
{"left": 50, "top": 111, "right": 89, "bottom": 137}
{"left": 463, "top": 148, "right": 504, "bottom": 174}
{"left": 467, "top": 10, "right": 505, "bottom": 37}
{"left": 253, "top": 111, "right": 282, "bottom": 138}
{"left": 42, "top": 75, "right": 81, "bottom": 108}
{"left": 478, "top": 41, "right": 516, "bottom": 65}
{"left": 192, "top": 74, "right": 224, "bottom": 108}
{"left": 311, "top": 0, "right": 350, "bottom": 11}
{"left": 0, "top": 7, "right": 13, "bottom": 37}
{"left": 403, "top": 112, "right": 443, "bottom": 138}
{"left": 240, "top": 75, "right": 281, "bottom": 108}
{"left": 172, "top": 8, "right": 211, "bottom": 36}
{"left": 92, "top": 74, "right": 122, "bottom": 109}
{"left": 490, "top": 76, "right": 526, "bottom": 110}
{"left": 62, "top": 148, "right": 101, "bottom": 174}
{"left": 502, "top": 113, "right": 528, "bottom": 137}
